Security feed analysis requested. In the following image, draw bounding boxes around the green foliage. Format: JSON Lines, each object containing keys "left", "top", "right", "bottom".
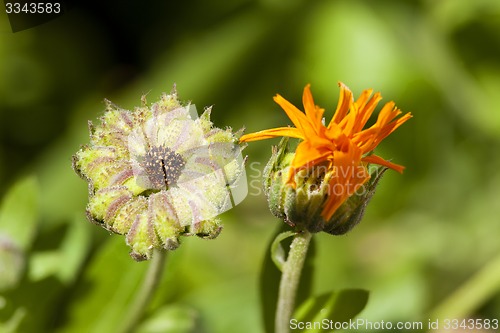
{"left": 294, "top": 289, "right": 369, "bottom": 332}
{"left": 0, "top": 176, "right": 39, "bottom": 252}
{"left": 136, "top": 305, "right": 199, "bottom": 333}
{"left": 270, "top": 231, "right": 295, "bottom": 272}
{"left": 58, "top": 237, "right": 148, "bottom": 333}
{"left": 0, "top": 176, "right": 38, "bottom": 291}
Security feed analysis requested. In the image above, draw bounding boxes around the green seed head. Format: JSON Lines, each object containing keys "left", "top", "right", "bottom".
{"left": 73, "top": 88, "right": 246, "bottom": 260}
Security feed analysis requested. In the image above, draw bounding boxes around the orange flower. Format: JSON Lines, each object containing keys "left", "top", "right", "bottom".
{"left": 240, "top": 82, "right": 412, "bottom": 220}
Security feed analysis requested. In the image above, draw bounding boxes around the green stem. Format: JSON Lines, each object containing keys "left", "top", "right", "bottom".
{"left": 430, "top": 251, "right": 500, "bottom": 319}
{"left": 275, "top": 230, "right": 312, "bottom": 333}
{"left": 118, "top": 249, "right": 168, "bottom": 333}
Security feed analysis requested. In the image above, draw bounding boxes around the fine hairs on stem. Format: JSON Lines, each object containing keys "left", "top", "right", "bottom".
{"left": 275, "top": 231, "right": 312, "bottom": 333}
{"left": 118, "top": 249, "right": 168, "bottom": 333}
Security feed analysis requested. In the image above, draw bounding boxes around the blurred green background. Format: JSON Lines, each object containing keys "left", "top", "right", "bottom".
{"left": 1, "top": 0, "right": 500, "bottom": 332}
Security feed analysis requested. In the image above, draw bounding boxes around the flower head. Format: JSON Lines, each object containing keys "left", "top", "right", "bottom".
{"left": 241, "top": 82, "right": 411, "bottom": 230}
{"left": 73, "top": 88, "right": 246, "bottom": 260}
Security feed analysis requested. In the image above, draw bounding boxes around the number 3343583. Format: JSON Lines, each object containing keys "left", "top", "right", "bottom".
{"left": 5, "top": 2, "right": 61, "bottom": 14}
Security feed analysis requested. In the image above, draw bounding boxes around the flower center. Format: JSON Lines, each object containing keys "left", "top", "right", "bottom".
{"left": 143, "top": 145, "right": 186, "bottom": 190}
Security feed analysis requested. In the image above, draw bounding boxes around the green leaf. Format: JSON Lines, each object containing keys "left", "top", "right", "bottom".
{"left": 57, "top": 237, "right": 148, "bottom": 333}
{"left": 28, "top": 251, "right": 62, "bottom": 282}
{"left": 136, "top": 305, "right": 199, "bottom": 333}
{"left": 0, "top": 276, "right": 65, "bottom": 333}
{"left": 260, "top": 225, "right": 316, "bottom": 333}
{"left": 294, "top": 289, "right": 369, "bottom": 332}
{"left": 0, "top": 175, "right": 39, "bottom": 250}
{"left": 57, "top": 215, "right": 92, "bottom": 283}
{"left": 260, "top": 225, "right": 288, "bottom": 333}
{"left": 0, "top": 176, "right": 39, "bottom": 291}
{"left": 270, "top": 231, "right": 294, "bottom": 271}
{"left": 0, "top": 307, "right": 26, "bottom": 333}
{"left": 28, "top": 215, "right": 92, "bottom": 284}
{"left": 0, "top": 235, "right": 24, "bottom": 292}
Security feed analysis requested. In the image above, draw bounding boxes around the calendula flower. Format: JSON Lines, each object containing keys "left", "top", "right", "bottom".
{"left": 241, "top": 83, "right": 411, "bottom": 233}
{"left": 73, "top": 88, "right": 246, "bottom": 260}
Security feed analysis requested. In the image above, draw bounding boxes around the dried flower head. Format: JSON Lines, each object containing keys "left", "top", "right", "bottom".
{"left": 241, "top": 83, "right": 411, "bottom": 234}
{"left": 73, "top": 88, "right": 247, "bottom": 260}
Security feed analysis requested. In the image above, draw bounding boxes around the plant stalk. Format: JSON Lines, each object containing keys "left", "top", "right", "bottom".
{"left": 275, "top": 230, "right": 312, "bottom": 333}
{"left": 430, "top": 251, "right": 500, "bottom": 319}
{"left": 118, "top": 249, "right": 167, "bottom": 333}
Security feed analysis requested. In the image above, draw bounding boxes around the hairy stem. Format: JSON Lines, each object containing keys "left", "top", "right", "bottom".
{"left": 118, "top": 249, "right": 167, "bottom": 333}
{"left": 275, "top": 231, "right": 312, "bottom": 333}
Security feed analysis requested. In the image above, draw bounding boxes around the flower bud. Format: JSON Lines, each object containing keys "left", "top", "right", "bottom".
{"left": 264, "top": 138, "right": 386, "bottom": 235}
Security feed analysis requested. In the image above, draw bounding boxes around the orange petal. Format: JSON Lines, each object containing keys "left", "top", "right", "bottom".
{"left": 329, "top": 82, "right": 353, "bottom": 127}
{"left": 302, "top": 84, "right": 324, "bottom": 132}
{"left": 273, "top": 94, "right": 311, "bottom": 135}
{"left": 362, "top": 154, "right": 406, "bottom": 173}
{"left": 240, "top": 127, "right": 304, "bottom": 142}
{"left": 292, "top": 141, "right": 331, "bottom": 169}
{"left": 321, "top": 174, "right": 369, "bottom": 220}
{"left": 353, "top": 92, "right": 382, "bottom": 133}
{"left": 374, "top": 101, "right": 399, "bottom": 127}
{"left": 375, "top": 112, "right": 412, "bottom": 142}
{"left": 356, "top": 111, "right": 412, "bottom": 152}
{"left": 340, "top": 89, "right": 374, "bottom": 136}
{"left": 354, "top": 88, "right": 374, "bottom": 110}
{"left": 321, "top": 148, "right": 369, "bottom": 220}
{"left": 286, "top": 140, "right": 331, "bottom": 183}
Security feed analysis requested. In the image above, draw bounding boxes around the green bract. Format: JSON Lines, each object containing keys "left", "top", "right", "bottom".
{"left": 73, "top": 89, "right": 246, "bottom": 261}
